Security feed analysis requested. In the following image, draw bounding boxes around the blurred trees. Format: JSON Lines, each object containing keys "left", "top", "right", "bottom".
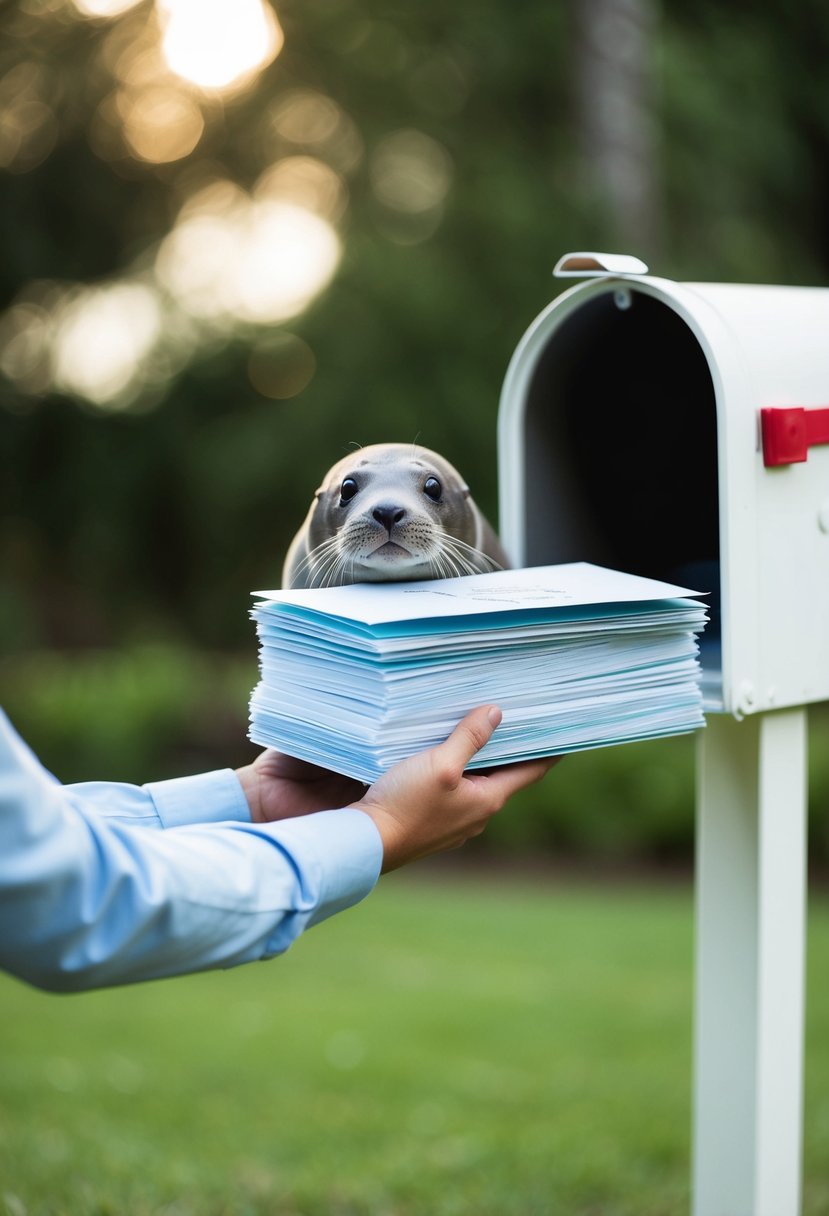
{"left": 573, "top": 0, "right": 660, "bottom": 252}
{"left": 2, "top": 0, "right": 829, "bottom": 853}
{"left": 3, "top": 0, "right": 828, "bottom": 651}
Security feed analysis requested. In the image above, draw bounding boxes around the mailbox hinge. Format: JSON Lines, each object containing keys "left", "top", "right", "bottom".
{"left": 760, "top": 406, "right": 829, "bottom": 466}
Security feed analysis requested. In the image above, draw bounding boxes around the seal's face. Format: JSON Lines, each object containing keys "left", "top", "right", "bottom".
{"left": 284, "top": 444, "right": 506, "bottom": 589}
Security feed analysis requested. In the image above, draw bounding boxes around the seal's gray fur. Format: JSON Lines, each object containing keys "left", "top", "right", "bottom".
{"left": 283, "top": 443, "right": 509, "bottom": 589}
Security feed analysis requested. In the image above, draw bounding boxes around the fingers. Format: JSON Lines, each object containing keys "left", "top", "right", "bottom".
{"left": 469, "top": 756, "right": 560, "bottom": 804}
{"left": 260, "top": 753, "right": 318, "bottom": 779}
{"left": 435, "top": 705, "right": 502, "bottom": 780}
{"left": 434, "top": 707, "right": 559, "bottom": 797}
{"left": 355, "top": 710, "right": 561, "bottom": 873}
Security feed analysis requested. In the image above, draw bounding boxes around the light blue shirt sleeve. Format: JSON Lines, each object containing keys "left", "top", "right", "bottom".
{"left": 66, "top": 768, "right": 252, "bottom": 830}
{"left": 0, "top": 710, "right": 383, "bottom": 993}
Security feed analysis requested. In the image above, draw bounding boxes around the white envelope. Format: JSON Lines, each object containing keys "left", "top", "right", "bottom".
{"left": 248, "top": 563, "right": 708, "bottom": 783}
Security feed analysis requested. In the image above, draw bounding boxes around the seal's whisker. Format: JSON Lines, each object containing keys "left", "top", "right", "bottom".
{"left": 449, "top": 546, "right": 472, "bottom": 578}
{"left": 432, "top": 541, "right": 460, "bottom": 579}
{"left": 300, "top": 551, "right": 338, "bottom": 585}
{"left": 441, "top": 535, "right": 504, "bottom": 574}
{"left": 304, "top": 538, "right": 344, "bottom": 588}
{"left": 428, "top": 550, "right": 447, "bottom": 580}
{"left": 321, "top": 551, "right": 349, "bottom": 588}
{"left": 295, "top": 535, "right": 340, "bottom": 579}
{"left": 434, "top": 551, "right": 454, "bottom": 580}
{"left": 436, "top": 536, "right": 481, "bottom": 577}
{"left": 436, "top": 540, "right": 471, "bottom": 579}
{"left": 444, "top": 534, "right": 497, "bottom": 561}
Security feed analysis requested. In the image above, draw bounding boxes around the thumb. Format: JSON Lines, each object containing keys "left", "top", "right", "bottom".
{"left": 437, "top": 705, "right": 502, "bottom": 773}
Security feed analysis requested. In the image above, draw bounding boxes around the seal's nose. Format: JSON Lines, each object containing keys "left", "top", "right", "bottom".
{"left": 372, "top": 504, "right": 406, "bottom": 533}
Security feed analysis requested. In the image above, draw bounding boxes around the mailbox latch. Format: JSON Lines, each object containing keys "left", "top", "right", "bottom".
{"left": 552, "top": 251, "right": 649, "bottom": 279}
{"left": 761, "top": 406, "right": 829, "bottom": 466}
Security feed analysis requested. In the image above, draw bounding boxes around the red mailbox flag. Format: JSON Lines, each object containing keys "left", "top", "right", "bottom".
{"left": 761, "top": 405, "right": 829, "bottom": 466}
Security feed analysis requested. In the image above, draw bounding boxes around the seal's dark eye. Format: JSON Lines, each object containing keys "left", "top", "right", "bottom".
{"left": 423, "top": 476, "right": 442, "bottom": 501}
{"left": 340, "top": 478, "right": 359, "bottom": 504}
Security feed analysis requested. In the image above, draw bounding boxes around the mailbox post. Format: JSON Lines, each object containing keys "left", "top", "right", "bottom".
{"left": 693, "top": 708, "right": 807, "bottom": 1215}
{"left": 498, "top": 253, "right": 829, "bottom": 1215}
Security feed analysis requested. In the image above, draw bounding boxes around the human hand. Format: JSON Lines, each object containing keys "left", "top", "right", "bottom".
{"left": 236, "top": 750, "right": 368, "bottom": 824}
{"left": 351, "top": 705, "right": 559, "bottom": 872}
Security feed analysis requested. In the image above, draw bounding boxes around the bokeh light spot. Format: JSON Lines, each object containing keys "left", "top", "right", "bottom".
{"left": 271, "top": 89, "right": 342, "bottom": 145}
{"left": 233, "top": 201, "right": 341, "bottom": 324}
{"left": 156, "top": 207, "right": 244, "bottom": 321}
{"left": 255, "top": 156, "right": 347, "bottom": 222}
{"left": 370, "top": 128, "right": 453, "bottom": 215}
{"left": 0, "top": 63, "right": 58, "bottom": 173}
{"left": 121, "top": 85, "right": 205, "bottom": 163}
{"left": 0, "top": 302, "right": 53, "bottom": 396}
{"left": 265, "top": 89, "right": 364, "bottom": 175}
{"left": 407, "top": 51, "right": 469, "bottom": 118}
{"left": 156, "top": 185, "right": 341, "bottom": 325}
{"left": 159, "top": 0, "right": 283, "bottom": 92}
{"left": 248, "top": 333, "right": 316, "bottom": 400}
{"left": 71, "top": 0, "right": 143, "bottom": 16}
{"left": 52, "top": 282, "right": 164, "bottom": 407}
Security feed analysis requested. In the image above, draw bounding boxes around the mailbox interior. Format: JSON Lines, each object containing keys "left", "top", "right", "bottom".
{"left": 520, "top": 288, "right": 722, "bottom": 700}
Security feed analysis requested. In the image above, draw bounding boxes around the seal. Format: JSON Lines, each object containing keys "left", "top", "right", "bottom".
{"left": 283, "top": 443, "right": 510, "bottom": 589}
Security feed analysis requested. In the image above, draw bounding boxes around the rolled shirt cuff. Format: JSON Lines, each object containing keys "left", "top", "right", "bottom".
{"left": 254, "top": 807, "right": 384, "bottom": 952}
{"left": 146, "top": 769, "right": 251, "bottom": 829}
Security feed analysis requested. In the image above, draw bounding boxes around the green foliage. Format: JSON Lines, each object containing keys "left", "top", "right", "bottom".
{"left": 1, "top": 875, "right": 829, "bottom": 1214}
{"left": 0, "top": 645, "right": 259, "bottom": 783}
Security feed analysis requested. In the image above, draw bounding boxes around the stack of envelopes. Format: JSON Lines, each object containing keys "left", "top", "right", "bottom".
{"left": 248, "top": 563, "right": 708, "bottom": 784}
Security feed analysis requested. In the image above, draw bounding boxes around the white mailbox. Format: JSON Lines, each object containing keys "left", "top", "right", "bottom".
{"left": 497, "top": 253, "right": 829, "bottom": 1216}
{"left": 498, "top": 251, "right": 829, "bottom": 718}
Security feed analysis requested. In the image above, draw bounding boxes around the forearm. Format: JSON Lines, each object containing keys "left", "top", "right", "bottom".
{"left": 0, "top": 807, "right": 381, "bottom": 993}
{"left": 0, "top": 711, "right": 382, "bottom": 992}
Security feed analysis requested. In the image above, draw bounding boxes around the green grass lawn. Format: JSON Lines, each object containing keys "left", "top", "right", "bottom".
{"left": 2, "top": 871, "right": 828, "bottom": 1216}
